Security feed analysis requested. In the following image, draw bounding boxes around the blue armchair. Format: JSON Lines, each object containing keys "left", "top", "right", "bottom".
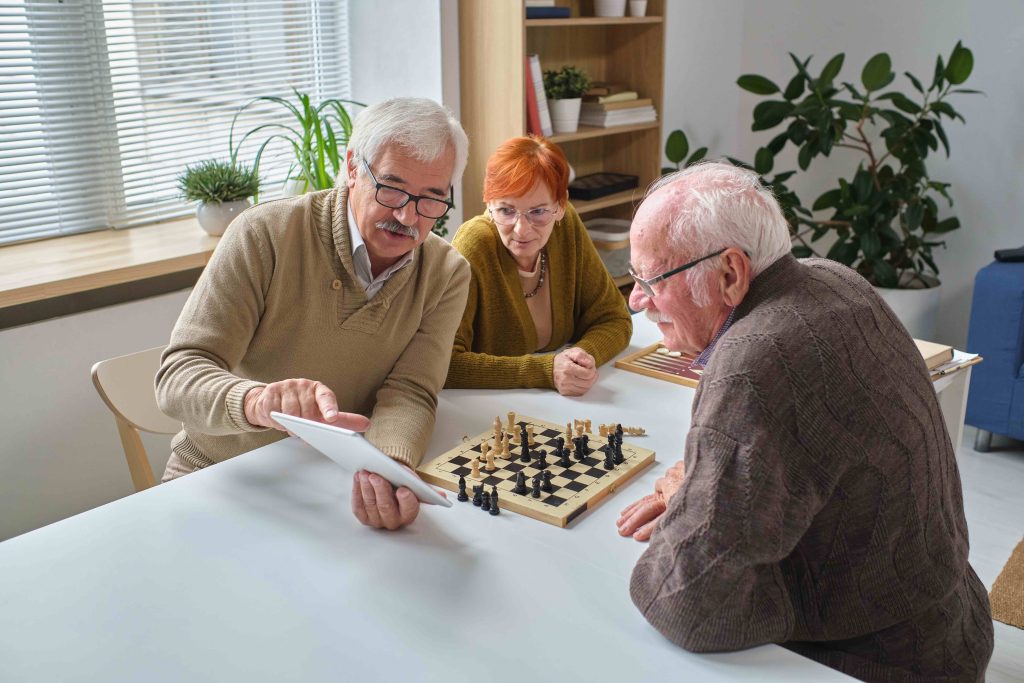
{"left": 965, "top": 260, "right": 1024, "bottom": 450}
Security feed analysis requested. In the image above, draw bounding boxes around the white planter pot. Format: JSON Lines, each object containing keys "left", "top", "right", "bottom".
{"left": 594, "top": 0, "right": 627, "bottom": 17}
{"left": 282, "top": 177, "right": 309, "bottom": 197}
{"left": 874, "top": 281, "right": 942, "bottom": 341}
{"left": 196, "top": 199, "right": 250, "bottom": 236}
{"left": 549, "top": 98, "right": 582, "bottom": 134}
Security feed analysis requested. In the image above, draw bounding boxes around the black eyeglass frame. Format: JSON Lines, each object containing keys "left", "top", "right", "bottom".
{"left": 628, "top": 248, "right": 727, "bottom": 298}
{"left": 361, "top": 159, "right": 454, "bottom": 220}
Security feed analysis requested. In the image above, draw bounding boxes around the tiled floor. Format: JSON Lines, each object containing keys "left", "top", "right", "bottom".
{"left": 958, "top": 428, "right": 1024, "bottom": 682}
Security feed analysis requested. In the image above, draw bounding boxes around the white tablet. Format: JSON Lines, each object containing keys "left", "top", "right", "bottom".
{"left": 271, "top": 412, "right": 451, "bottom": 507}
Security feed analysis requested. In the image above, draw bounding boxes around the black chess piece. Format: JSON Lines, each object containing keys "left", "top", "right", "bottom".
{"left": 582, "top": 434, "right": 591, "bottom": 455}
{"left": 481, "top": 490, "right": 491, "bottom": 512}
{"left": 574, "top": 437, "right": 585, "bottom": 462}
{"left": 535, "top": 447, "right": 547, "bottom": 470}
{"left": 555, "top": 436, "right": 564, "bottom": 452}
{"left": 520, "top": 428, "right": 531, "bottom": 462}
{"left": 489, "top": 486, "right": 500, "bottom": 515}
{"left": 558, "top": 446, "right": 571, "bottom": 468}
{"left": 604, "top": 447, "right": 614, "bottom": 470}
{"left": 541, "top": 470, "right": 553, "bottom": 492}
{"left": 614, "top": 436, "right": 624, "bottom": 465}
{"left": 531, "top": 475, "right": 541, "bottom": 498}
{"left": 513, "top": 471, "right": 527, "bottom": 495}
{"left": 457, "top": 475, "right": 469, "bottom": 502}
{"left": 472, "top": 484, "right": 483, "bottom": 506}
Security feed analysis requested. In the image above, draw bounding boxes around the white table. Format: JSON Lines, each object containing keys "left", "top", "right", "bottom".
{"left": 0, "top": 317, "right": 863, "bottom": 682}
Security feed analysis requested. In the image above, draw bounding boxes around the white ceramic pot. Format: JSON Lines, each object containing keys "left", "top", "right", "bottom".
{"left": 282, "top": 177, "right": 309, "bottom": 196}
{"left": 629, "top": 0, "right": 648, "bottom": 16}
{"left": 594, "top": 0, "right": 627, "bottom": 17}
{"left": 549, "top": 97, "right": 582, "bottom": 134}
{"left": 196, "top": 199, "right": 250, "bottom": 236}
{"left": 874, "top": 280, "right": 942, "bottom": 341}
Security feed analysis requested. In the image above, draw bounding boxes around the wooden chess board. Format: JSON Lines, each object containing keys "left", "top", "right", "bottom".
{"left": 614, "top": 342, "right": 702, "bottom": 388}
{"left": 417, "top": 415, "right": 655, "bottom": 528}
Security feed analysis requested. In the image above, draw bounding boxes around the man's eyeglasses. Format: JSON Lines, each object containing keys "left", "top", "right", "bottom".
{"left": 362, "top": 160, "right": 454, "bottom": 220}
{"left": 488, "top": 205, "right": 559, "bottom": 227}
{"left": 628, "top": 248, "right": 726, "bottom": 298}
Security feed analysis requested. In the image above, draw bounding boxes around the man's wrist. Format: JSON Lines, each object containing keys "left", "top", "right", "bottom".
{"left": 243, "top": 385, "right": 264, "bottom": 426}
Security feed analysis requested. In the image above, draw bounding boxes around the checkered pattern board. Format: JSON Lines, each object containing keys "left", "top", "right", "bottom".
{"left": 417, "top": 415, "right": 656, "bottom": 528}
{"left": 614, "top": 342, "right": 702, "bottom": 388}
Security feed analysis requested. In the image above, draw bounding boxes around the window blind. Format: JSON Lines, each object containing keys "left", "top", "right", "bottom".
{"left": 0, "top": 0, "right": 350, "bottom": 245}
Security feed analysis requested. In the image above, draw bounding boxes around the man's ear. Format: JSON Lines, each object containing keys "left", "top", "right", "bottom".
{"left": 345, "top": 150, "right": 358, "bottom": 188}
{"left": 719, "top": 248, "right": 751, "bottom": 308}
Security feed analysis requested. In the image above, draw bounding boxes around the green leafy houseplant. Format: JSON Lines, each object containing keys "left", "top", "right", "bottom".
{"left": 229, "top": 89, "right": 363, "bottom": 201}
{"left": 666, "top": 42, "right": 978, "bottom": 288}
{"left": 177, "top": 159, "right": 259, "bottom": 204}
{"left": 543, "top": 66, "right": 591, "bottom": 100}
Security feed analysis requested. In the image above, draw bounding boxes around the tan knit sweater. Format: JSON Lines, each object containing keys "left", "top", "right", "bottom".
{"left": 630, "top": 256, "right": 993, "bottom": 682}
{"left": 156, "top": 187, "right": 470, "bottom": 468}
{"left": 445, "top": 203, "right": 631, "bottom": 388}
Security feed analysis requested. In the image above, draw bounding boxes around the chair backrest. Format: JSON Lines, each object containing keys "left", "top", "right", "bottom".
{"left": 91, "top": 346, "right": 181, "bottom": 492}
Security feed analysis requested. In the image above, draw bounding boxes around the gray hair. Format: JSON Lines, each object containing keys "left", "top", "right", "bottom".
{"left": 346, "top": 97, "right": 469, "bottom": 188}
{"left": 646, "top": 160, "right": 791, "bottom": 305}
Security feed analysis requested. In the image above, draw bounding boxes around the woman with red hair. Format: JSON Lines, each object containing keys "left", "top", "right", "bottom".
{"left": 445, "top": 136, "right": 631, "bottom": 395}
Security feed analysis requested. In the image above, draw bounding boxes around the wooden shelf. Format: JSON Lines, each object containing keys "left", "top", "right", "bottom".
{"left": 0, "top": 218, "right": 219, "bottom": 309}
{"left": 526, "top": 16, "right": 663, "bottom": 28}
{"left": 549, "top": 121, "right": 659, "bottom": 144}
{"left": 572, "top": 188, "right": 644, "bottom": 215}
{"left": 613, "top": 274, "right": 633, "bottom": 288}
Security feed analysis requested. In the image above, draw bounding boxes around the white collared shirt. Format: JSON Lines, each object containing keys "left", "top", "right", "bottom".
{"left": 347, "top": 205, "right": 414, "bottom": 299}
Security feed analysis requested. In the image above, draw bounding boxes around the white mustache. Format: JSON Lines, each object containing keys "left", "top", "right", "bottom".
{"left": 645, "top": 310, "right": 673, "bottom": 324}
{"left": 376, "top": 220, "right": 418, "bottom": 238}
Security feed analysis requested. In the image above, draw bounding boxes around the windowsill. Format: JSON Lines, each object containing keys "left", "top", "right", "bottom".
{"left": 0, "top": 218, "right": 219, "bottom": 310}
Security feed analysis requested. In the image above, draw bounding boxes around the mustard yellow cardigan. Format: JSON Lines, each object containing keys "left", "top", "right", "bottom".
{"left": 445, "top": 203, "right": 632, "bottom": 389}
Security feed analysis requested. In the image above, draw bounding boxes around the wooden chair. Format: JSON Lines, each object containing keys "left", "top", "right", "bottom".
{"left": 91, "top": 346, "right": 181, "bottom": 492}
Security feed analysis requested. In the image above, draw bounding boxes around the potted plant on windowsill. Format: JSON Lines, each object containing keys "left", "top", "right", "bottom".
{"left": 543, "top": 66, "right": 591, "bottom": 135}
{"left": 177, "top": 159, "right": 259, "bottom": 236}
{"left": 664, "top": 42, "right": 978, "bottom": 340}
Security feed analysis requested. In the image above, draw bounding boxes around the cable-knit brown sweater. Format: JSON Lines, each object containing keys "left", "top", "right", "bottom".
{"left": 156, "top": 186, "right": 470, "bottom": 469}
{"left": 630, "top": 255, "right": 993, "bottom": 682}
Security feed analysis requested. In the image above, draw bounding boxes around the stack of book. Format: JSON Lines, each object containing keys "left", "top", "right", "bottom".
{"left": 525, "top": 0, "right": 570, "bottom": 19}
{"left": 579, "top": 83, "right": 656, "bottom": 128}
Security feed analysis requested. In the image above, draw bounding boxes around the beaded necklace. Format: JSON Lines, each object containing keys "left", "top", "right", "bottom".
{"left": 523, "top": 250, "right": 547, "bottom": 299}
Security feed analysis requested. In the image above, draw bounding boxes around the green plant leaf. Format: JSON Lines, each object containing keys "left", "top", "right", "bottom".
{"left": 783, "top": 74, "right": 805, "bottom": 100}
{"left": 661, "top": 166, "right": 677, "bottom": 174}
{"left": 792, "top": 245, "right": 814, "bottom": 258}
{"left": 768, "top": 132, "right": 789, "bottom": 154}
{"left": 933, "top": 216, "right": 961, "bottom": 233}
{"left": 861, "top": 53, "right": 893, "bottom": 91}
{"left": 889, "top": 93, "right": 922, "bottom": 114}
{"left": 818, "top": 53, "right": 845, "bottom": 90}
{"left": 752, "top": 100, "right": 794, "bottom": 131}
{"left": 872, "top": 259, "right": 898, "bottom": 287}
{"left": 754, "top": 147, "right": 774, "bottom": 175}
{"left": 930, "top": 101, "right": 958, "bottom": 119}
{"left": 904, "top": 203, "right": 923, "bottom": 232}
{"left": 932, "top": 55, "right": 945, "bottom": 90}
{"left": 737, "top": 74, "right": 780, "bottom": 95}
{"left": 812, "top": 188, "right": 842, "bottom": 211}
{"left": 798, "top": 142, "right": 814, "bottom": 170}
{"left": 665, "top": 130, "right": 689, "bottom": 164}
{"left": 861, "top": 232, "right": 882, "bottom": 259}
{"left": 945, "top": 42, "right": 974, "bottom": 85}
{"left": 950, "top": 88, "right": 983, "bottom": 94}
{"left": 686, "top": 147, "right": 708, "bottom": 166}
{"left": 904, "top": 71, "right": 925, "bottom": 93}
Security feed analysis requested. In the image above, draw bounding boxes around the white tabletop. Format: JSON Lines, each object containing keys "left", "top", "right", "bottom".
{"left": 0, "top": 316, "right": 849, "bottom": 682}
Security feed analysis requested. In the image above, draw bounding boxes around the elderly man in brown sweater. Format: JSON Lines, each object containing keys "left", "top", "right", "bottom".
{"left": 157, "top": 98, "right": 470, "bottom": 531}
{"left": 617, "top": 162, "right": 993, "bottom": 681}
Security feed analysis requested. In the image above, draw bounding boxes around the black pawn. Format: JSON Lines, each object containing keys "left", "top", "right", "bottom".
{"left": 574, "top": 437, "right": 585, "bottom": 462}
{"left": 472, "top": 484, "right": 483, "bottom": 506}
{"left": 558, "top": 446, "right": 571, "bottom": 468}
{"left": 489, "top": 486, "right": 500, "bottom": 515}
{"left": 531, "top": 475, "right": 542, "bottom": 498}
{"left": 481, "top": 490, "right": 491, "bottom": 512}
{"left": 541, "top": 470, "right": 553, "bottom": 492}
{"left": 582, "top": 434, "right": 591, "bottom": 455}
{"left": 457, "top": 475, "right": 468, "bottom": 502}
{"left": 554, "top": 436, "right": 564, "bottom": 452}
{"left": 604, "top": 445, "right": 615, "bottom": 470}
{"left": 513, "top": 471, "right": 527, "bottom": 495}
{"left": 535, "top": 447, "right": 547, "bottom": 470}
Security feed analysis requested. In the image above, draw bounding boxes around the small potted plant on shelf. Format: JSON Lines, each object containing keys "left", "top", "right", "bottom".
{"left": 663, "top": 42, "right": 977, "bottom": 340}
{"left": 543, "top": 65, "right": 591, "bottom": 134}
{"left": 177, "top": 159, "right": 259, "bottom": 236}
{"left": 229, "top": 88, "right": 364, "bottom": 198}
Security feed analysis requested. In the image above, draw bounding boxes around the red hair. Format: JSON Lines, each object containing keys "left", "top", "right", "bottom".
{"left": 482, "top": 136, "right": 569, "bottom": 205}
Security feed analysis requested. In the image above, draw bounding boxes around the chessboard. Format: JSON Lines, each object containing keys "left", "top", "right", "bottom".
{"left": 417, "top": 415, "right": 655, "bottom": 528}
{"left": 614, "top": 342, "right": 702, "bottom": 388}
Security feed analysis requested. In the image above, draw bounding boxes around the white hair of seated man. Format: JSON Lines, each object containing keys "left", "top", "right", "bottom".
{"left": 345, "top": 97, "right": 470, "bottom": 187}
{"left": 647, "top": 160, "right": 792, "bottom": 307}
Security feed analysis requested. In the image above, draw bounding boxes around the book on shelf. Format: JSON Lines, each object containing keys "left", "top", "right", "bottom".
{"left": 524, "top": 55, "right": 543, "bottom": 136}
{"left": 585, "top": 82, "right": 630, "bottom": 97}
{"left": 581, "top": 97, "right": 653, "bottom": 112}
{"left": 527, "top": 54, "right": 553, "bottom": 137}
{"left": 583, "top": 91, "right": 639, "bottom": 104}
{"left": 914, "top": 339, "right": 955, "bottom": 371}
{"left": 579, "top": 105, "right": 657, "bottom": 127}
{"left": 525, "top": 0, "right": 556, "bottom": 6}
{"left": 525, "top": 6, "right": 570, "bottom": 18}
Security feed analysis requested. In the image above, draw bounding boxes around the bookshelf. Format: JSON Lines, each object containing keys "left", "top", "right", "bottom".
{"left": 457, "top": 0, "right": 666, "bottom": 252}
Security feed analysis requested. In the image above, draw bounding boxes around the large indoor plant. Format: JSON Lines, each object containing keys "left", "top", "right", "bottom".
{"left": 543, "top": 66, "right": 591, "bottom": 134}
{"left": 229, "top": 89, "right": 363, "bottom": 200}
{"left": 665, "top": 43, "right": 977, "bottom": 338}
{"left": 177, "top": 159, "right": 259, "bottom": 236}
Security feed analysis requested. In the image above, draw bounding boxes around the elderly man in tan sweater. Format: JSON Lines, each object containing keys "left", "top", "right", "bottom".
{"left": 618, "top": 162, "right": 992, "bottom": 681}
{"left": 157, "top": 98, "right": 470, "bottom": 531}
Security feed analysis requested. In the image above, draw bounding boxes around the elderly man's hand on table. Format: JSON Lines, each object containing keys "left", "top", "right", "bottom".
{"left": 351, "top": 467, "right": 447, "bottom": 531}
{"left": 244, "top": 379, "right": 371, "bottom": 433}
{"left": 553, "top": 347, "right": 598, "bottom": 396}
{"left": 616, "top": 459, "right": 686, "bottom": 541}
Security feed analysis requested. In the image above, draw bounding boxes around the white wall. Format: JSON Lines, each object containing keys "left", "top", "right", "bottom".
{"left": 663, "top": 0, "right": 1024, "bottom": 347}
